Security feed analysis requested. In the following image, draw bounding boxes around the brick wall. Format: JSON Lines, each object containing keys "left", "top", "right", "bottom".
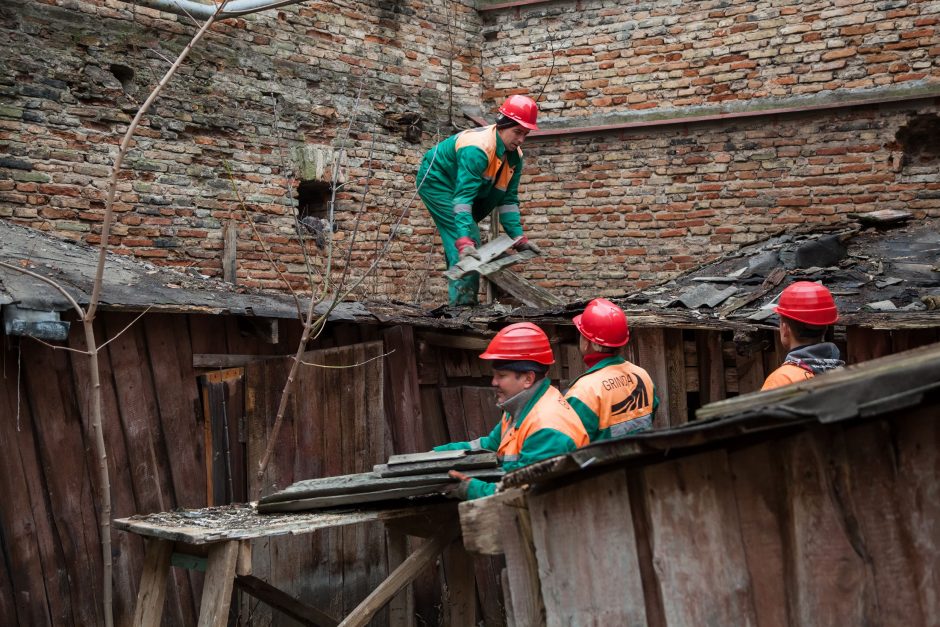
{"left": 2, "top": 0, "right": 939, "bottom": 304}
{"left": 0, "top": 0, "right": 481, "bottom": 301}
{"left": 480, "top": 0, "right": 940, "bottom": 299}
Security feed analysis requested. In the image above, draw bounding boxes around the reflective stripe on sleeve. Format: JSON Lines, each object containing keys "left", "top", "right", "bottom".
{"left": 454, "top": 203, "right": 472, "bottom": 214}
{"left": 497, "top": 204, "right": 519, "bottom": 215}
{"left": 469, "top": 438, "right": 484, "bottom": 451}
{"left": 609, "top": 415, "right": 652, "bottom": 438}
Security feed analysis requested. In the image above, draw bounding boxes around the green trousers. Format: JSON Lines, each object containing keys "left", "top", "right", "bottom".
{"left": 418, "top": 169, "right": 482, "bottom": 306}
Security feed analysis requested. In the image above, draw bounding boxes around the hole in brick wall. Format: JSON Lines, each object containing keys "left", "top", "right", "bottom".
{"left": 895, "top": 114, "right": 940, "bottom": 165}
{"left": 297, "top": 180, "right": 336, "bottom": 248}
{"left": 109, "top": 63, "right": 135, "bottom": 90}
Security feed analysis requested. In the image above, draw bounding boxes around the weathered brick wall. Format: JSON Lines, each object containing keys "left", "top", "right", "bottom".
{"left": 520, "top": 104, "right": 940, "bottom": 297}
{"left": 482, "top": 0, "right": 940, "bottom": 116}
{"left": 0, "top": 0, "right": 481, "bottom": 301}
{"left": 479, "top": 0, "right": 940, "bottom": 298}
{"left": 2, "top": 0, "right": 940, "bottom": 304}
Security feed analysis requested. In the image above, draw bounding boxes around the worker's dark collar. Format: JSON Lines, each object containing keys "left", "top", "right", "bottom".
{"left": 501, "top": 377, "right": 550, "bottom": 428}
{"left": 582, "top": 354, "right": 626, "bottom": 377}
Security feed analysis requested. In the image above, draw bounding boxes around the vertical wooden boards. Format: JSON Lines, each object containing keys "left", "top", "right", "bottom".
{"left": 498, "top": 493, "right": 544, "bottom": 627}
{"left": 633, "top": 328, "right": 672, "bottom": 426}
{"left": 776, "top": 430, "right": 874, "bottom": 625}
{"left": 663, "top": 328, "right": 688, "bottom": 425}
{"left": 726, "top": 443, "right": 789, "bottom": 627}
{"left": 846, "top": 327, "right": 892, "bottom": 365}
{"left": 442, "top": 538, "right": 477, "bottom": 626}
{"left": 383, "top": 326, "right": 425, "bottom": 453}
{"left": 644, "top": 451, "right": 757, "bottom": 626}
{"left": 734, "top": 348, "right": 766, "bottom": 396}
{"left": 246, "top": 341, "right": 388, "bottom": 626}
{"left": 528, "top": 471, "right": 647, "bottom": 626}
{"left": 200, "top": 369, "right": 246, "bottom": 505}
{"left": 695, "top": 330, "right": 726, "bottom": 406}
{"left": 144, "top": 313, "right": 207, "bottom": 510}
{"left": 21, "top": 336, "right": 104, "bottom": 625}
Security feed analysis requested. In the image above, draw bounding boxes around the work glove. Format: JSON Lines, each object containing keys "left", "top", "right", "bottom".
{"left": 447, "top": 469, "right": 472, "bottom": 501}
{"left": 514, "top": 237, "right": 542, "bottom": 255}
{"left": 455, "top": 236, "right": 481, "bottom": 260}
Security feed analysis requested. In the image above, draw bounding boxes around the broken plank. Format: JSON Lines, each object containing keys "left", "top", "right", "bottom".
{"left": 486, "top": 268, "right": 564, "bottom": 308}
{"left": 235, "top": 575, "right": 338, "bottom": 627}
{"left": 416, "top": 331, "right": 490, "bottom": 351}
{"left": 475, "top": 250, "right": 537, "bottom": 276}
{"left": 193, "top": 354, "right": 272, "bottom": 369}
{"left": 443, "top": 235, "right": 522, "bottom": 280}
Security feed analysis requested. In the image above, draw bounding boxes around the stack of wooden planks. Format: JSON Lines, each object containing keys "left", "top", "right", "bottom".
{"left": 258, "top": 450, "right": 502, "bottom": 513}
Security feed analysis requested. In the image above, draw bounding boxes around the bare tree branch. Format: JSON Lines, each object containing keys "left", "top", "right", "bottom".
{"left": 96, "top": 307, "right": 153, "bottom": 351}
{"left": 0, "top": 261, "right": 85, "bottom": 319}
{"left": 297, "top": 348, "right": 393, "bottom": 369}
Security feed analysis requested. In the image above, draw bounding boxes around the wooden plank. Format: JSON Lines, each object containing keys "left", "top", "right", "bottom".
{"left": 338, "top": 527, "right": 459, "bottom": 627}
{"left": 223, "top": 220, "right": 237, "bottom": 283}
{"left": 502, "top": 568, "right": 516, "bottom": 627}
{"left": 440, "top": 387, "right": 469, "bottom": 442}
{"left": 727, "top": 442, "right": 789, "bottom": 627}
{"left": 384, "top": 326, "right": 424, "bottom": 454}
{"left": 0, "top": 346, "right": 63, "bottom": 626}
{"left": 633, "top": 328, "right": 671, "bottom": 426}
{"left": 443, "top": 538, "right": 477, "bottom": 626}
{"left": 734, "top": 348, "right": 766, "bottom": 396}
{"left": 258, "top": 484, "right": 457, "bottom": 513}
{"left": 388, "top": 450, "right": 469, "bottom": 465}
{"left": 498, "top": 492, "right": 544, "bottom": 626}
{"left": 443, "top": 234, "right": 522, "bottom": 280}
{"left": 375, "top": 454, "right": 499, "bottom": 477}
{"left": 133, "top": 539, "right": 173, "bottom": 627}
{"left": 458, "top": 494, "right": 505, "bottom": 556}
{"left": 22, "top": 341, "right": 104, "bottom": 625}
{"left": 644, "top": 451, "right": 757, "bottom": 625}
{"left": 476, "top": 249, "right": 538, "bottom": 276}
{"left": 193, "top": 353, "right": 272, "bottom": 369}
{"left": 625, "top": 471, "right": 666, "bottom": 627}
{"left": 417, "top": 331, "right": 490, "bottom": 351}
{"left": 664, "top": 328, "right": 689, "bottom": 424}
{"left": 846, "top": 327, "right": 892, "bottom": 365}
{"left": 198, "top": 541, "right": 239, "bottom": 627}
{"left": 695, "top": 330, "right": 727, "bottom": 406}
{"left": 892, "top": 406, "right": 940, "bottom": 620}
{"left": 486, "top": 268, "right": 564, "bottom": 308}
{"left": 417, "top": 340, "right": 440, "bottom": 385}
{"left": 418, "top": 386, "right": 449, "bottom": 452}
{"left": 386, "top": 529, "right": 415, "bottom": 627}
{"left": 234, "top": 575, "right": 339, "bottom": 627}
{"left": 528, "top": 470, "right": 647, "bottom": 626}
{"left": 835, "top": 418, "right": 931, "bottom": 625}
{"left": 776, "top": 431, "right": 873, "bottom": 624}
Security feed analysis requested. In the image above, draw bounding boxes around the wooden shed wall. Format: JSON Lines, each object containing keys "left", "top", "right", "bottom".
{"left": 522, "top": 405, "right": 940, "bottom": 626}
{"left": 2, "top": 309, "right": 937, "bottom": 627}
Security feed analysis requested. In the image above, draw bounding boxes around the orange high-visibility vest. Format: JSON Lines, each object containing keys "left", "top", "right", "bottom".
{"left": 566, "top": 358, "right": 655, "bottom": 440}
{"left": 761, "top": 363, "right": 814, "bottom": 391}
{"left": 455, "top": 125, "right": 517, "bottom": 192}
{"left": 495, "top": 384, "right": 588, "bottom": 464}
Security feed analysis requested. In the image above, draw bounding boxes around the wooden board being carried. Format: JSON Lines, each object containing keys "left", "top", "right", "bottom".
{"left": 375, "top": 452, "right": 499, "bottom": 478}
{"left": 443, "top": 235, "right": 528, "bottom": 280}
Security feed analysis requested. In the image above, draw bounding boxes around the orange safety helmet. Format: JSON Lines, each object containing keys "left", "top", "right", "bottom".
{"left": 479, "top": 322, "right": 554, "bottom": 365}
{"left": 498, "top": 95, "right": 539, "bottom": 130}
{"left": 774, "top": 281, "right": 839, "bottom": 326}
{"left": 573, "top": 298, "right": 630, "bottom": 347}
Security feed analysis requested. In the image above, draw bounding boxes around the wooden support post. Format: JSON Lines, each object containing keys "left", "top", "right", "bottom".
{"left": 339, "top": 527, "right": 459, "bottom": 627}
{"left": 696, "top": 331, "right": 727, "bottom": 407}
{"left": 386, "top": 529, "right": 416, "bottom": 627}
{"left": 133, "top": 538, "right": 174, "bottom": 627}
{"left": 197, "top": 541, "right": 239, "bottom": 627}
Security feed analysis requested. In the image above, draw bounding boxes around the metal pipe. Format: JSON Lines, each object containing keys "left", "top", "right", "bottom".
{"left": 134, "top": 0, "right": 310, "bottom": 19}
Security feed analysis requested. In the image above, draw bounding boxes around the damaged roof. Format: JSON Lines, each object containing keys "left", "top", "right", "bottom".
{"left": 0, "top": 220, "right": 373, "bottom": 323}
{"left": 635, "top": 213, "right": 940, "bottom": 329}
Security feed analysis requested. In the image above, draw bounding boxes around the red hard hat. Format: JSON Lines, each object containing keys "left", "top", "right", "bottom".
{"left": 498, "top": 95, "right": 539, "bottom": 130}
{"left": 479, "top": 322, "right": 554, "bottom": 365}
{"left": 573, "top": 298, "right": 630, "bottom": 347}
{"left": 774, "top": 281, "right": 839, "bottom": 326}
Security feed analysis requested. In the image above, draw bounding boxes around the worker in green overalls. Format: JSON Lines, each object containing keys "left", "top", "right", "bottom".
{"left": 416, "top": 95, "right": 542, "bottom": 306}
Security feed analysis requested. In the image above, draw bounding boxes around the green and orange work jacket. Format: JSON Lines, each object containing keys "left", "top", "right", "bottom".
{"left": 434, "top": 378, "right": 588, "bottom": 500}
{"left": 565, "top": 356, "right": 658, "bottom": 442}
{"left": 417, "top": 124, "right": 525, "bottom": 240}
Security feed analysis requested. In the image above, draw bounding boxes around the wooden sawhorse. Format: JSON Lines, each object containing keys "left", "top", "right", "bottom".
{"left": 116, "top": 501, "right": 473, "bottom": 626}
